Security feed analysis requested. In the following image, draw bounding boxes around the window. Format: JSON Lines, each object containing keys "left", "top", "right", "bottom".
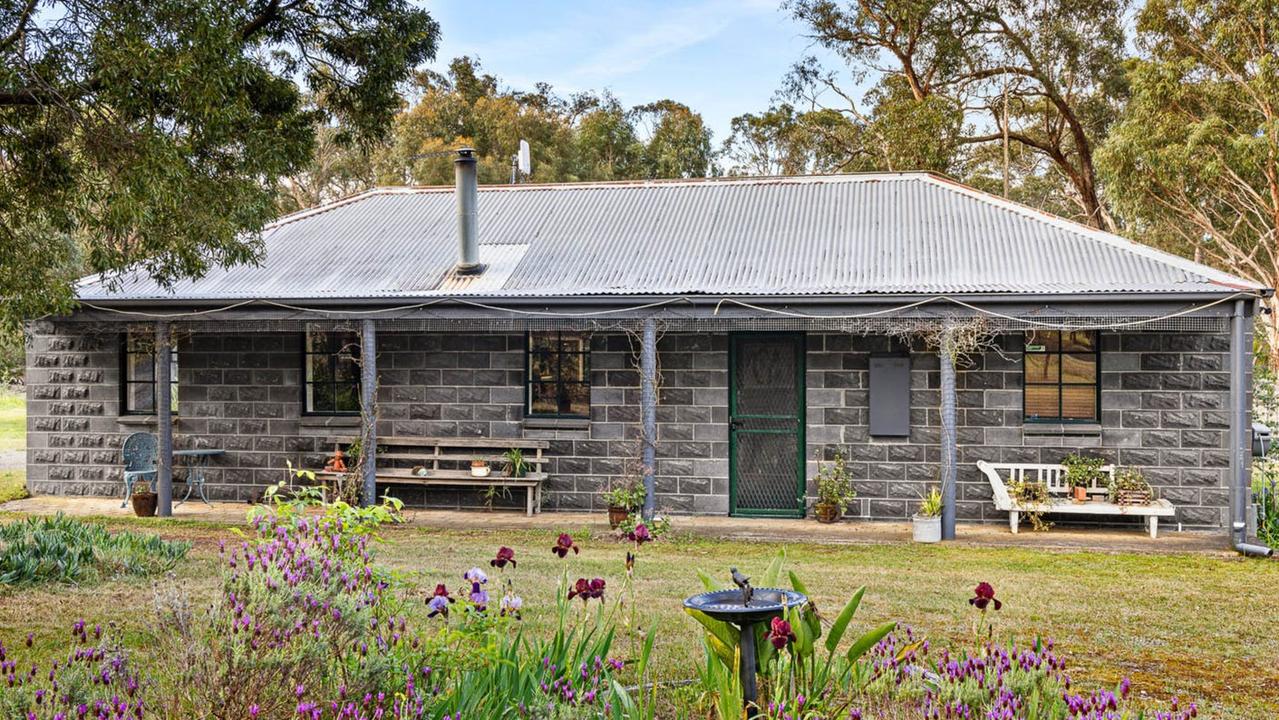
{"left": 526, "top": 332, "right": 590, "bottom": 418}
{"left": 1023, "top": 330, "right": 1099, "bottom": 422}
{"left": 121, "top": 331, "right": 178, "bottom": 415}
{"left": 303, "top": 330, "right": 361, "bottom": 415}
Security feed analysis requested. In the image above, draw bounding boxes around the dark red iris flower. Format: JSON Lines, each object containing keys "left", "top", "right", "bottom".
{"left": 552, "top": 533, "right": 579, "bottom": 558}
{"left": 627, "top": 523, "right": 652, "bottom": 546}
{"left": 490, "top": 546, "right": 516, "bottom": 569}
{"left": 625, "top": 551, "right": 635, "bottom": 573}
{"left": 969, "top": 582, "right": 1002, "bottom": 611}
{"left": 567, "top": 577, "right": 606, "bottom": 602}
{"left": 767, "top": 617, "right": 796, "bottom": 650}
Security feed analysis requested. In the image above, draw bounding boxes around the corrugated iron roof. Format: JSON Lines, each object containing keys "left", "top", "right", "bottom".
{"left": 76, "top": 173, "right": 1264, "bottom": 302}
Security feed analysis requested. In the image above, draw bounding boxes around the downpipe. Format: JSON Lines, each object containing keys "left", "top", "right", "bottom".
{"left": 1230, "top": 299, "right": 1274, "bottom": 558}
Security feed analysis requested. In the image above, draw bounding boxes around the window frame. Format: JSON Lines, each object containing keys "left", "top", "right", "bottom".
{"left": 119, "top": 331, "right": 178, "bottom": 416}
{"left": 524, "top": 331, "right": 591, "bottom": 419}
{"left": 300, "top": 330, "right": 362, "bottom": 416}
{"left": 1022, "top": 330, "right": 1101, "bottom": 424}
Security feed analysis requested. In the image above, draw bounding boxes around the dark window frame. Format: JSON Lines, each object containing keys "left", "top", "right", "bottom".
{"left": 524, "top": 331, "right": 591, "bottom": 419}
{"left": 301, "top": 330, "right": 362, "bottom": 416}
{"left": 1022, "top": 330, "right": 1101, "bottom": 423}
{"left": 119, "top": 331, "right": 178, "bottom": 416}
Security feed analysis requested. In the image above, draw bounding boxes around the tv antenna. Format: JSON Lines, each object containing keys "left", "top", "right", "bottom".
{"left": 511, "top": 139, "right": 531, "bottom": 183}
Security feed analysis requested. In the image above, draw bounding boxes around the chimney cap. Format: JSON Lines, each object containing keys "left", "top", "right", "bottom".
{"left": 456, "top": 147, "right": 476, "bottom": 160}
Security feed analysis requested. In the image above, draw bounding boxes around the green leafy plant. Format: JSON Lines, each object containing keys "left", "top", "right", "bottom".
{"left": 1062, "top": 453, "right": 1106, "bottom": 489}
{"left": 686, "top": 549, "right": 898, "bottom": 718}
{"left": 0, "top": 513, "right": 190, "bottom": 586}
{"left": 917, "top": 486, "right": 943, "bottom": 517}
{"left": 605, "top": 481, "right": 647, "bottom": 511}
{"left": 814, "top": 448, "right": 857, "bottom": 514}
{"left": 1108, "top": 467, "right": 1153, "bottom": 502}
{"left": 502, "top": 447, "right": 530, "bottom": 478}
{"left": 616, "top": 511, "right": 671, "bottom": 540}
{"left": 480, "top": 483, "right": 511, "bottom": 511}
{"left": 1010, "top": 479, "right": 1053, "bottom": 531}
{"left": 1255, "top": 459, "right": 1279, "bottom": 547}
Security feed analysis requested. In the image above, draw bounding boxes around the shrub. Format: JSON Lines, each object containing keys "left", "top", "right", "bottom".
{"left": 1063, "top": 453, "right": 1107, "bottom": 489}
{"left": 814, "top": 448, "right": 856, "bottom": 514}
{"left": 0, "top": 513, "right": 191, "bottom": 586}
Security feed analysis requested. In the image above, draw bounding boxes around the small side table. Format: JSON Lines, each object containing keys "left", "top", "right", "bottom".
{"left": 173, "top": 449, "right": 225, "bottom": 505}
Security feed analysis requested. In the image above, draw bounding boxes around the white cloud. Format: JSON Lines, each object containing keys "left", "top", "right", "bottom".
{"left": 567, "top": 0, "right": 776, "bottom": 83}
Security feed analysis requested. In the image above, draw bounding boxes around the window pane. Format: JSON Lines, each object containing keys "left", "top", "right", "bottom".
{"left": 1061, "top": 386, "right": 1097, "bottom": 420}
{"left": 559, "top": 353, "right": 586, "bottom": 383}
{"left": 126, "top": 382, "right": 155, "bottom": 413}
{"left": 529, "top": 350, "right": 557, "bottom": 382}
{"left": 529, "top": 333, "right": 557, "bottom": 351}
{"left": 564, "top": 383, "right": 590, "bottom": 416}
{"left": 1025, "top": 385, "right": 1060, "bottom": 418}
{"left": 1024, "top": 331, "right": 1059, "bottom": 352}
{"left": 560, "top": 334, "right": 587, "bottom": 353}
{"left": 1062, "top": 331, "right": 1096, "bottom": 352}
{"left": 127, "top": 352, "right": 154, "bottom": 382}
{"left": 334, "top": 383, "right": 361, "bottom": 413}
{"left": 308, "top": 354, "right": 333, "bottom": 382}
{"left": 1024, "top": 354, "right": 1059, "bottom": 384}
{"left": 334, "top": 355, "right": 359, "bottom": 382}
{"left": 309, "top": 383, "right": 335, "bottom": 413}
{"left": 1062, "top": 353, "right": 1097, "bottom": 384}
{"left": 529, "top": 382, "right": 559, "bottom": 415}
{"left": 170, "top": 380, "right": 179, "bottom": 414}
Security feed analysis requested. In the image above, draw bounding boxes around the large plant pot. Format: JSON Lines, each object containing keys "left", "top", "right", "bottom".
{"left": 1115, "top": 489, "right": 1151, "bottom": 506}
{"left": 813, "top": 502, "right": 841, "bottom": 524}
{"left": 131, "top": 492, "right": 157, "bottom": 517}
{"left": 607, "top": 505, "right": 630, "bottom": 529}
{"left": 1072, "top": 486, "right": 1089, "bottom": 502}
{"left": 912, "top": 514, "right": 941, "bottom": 543}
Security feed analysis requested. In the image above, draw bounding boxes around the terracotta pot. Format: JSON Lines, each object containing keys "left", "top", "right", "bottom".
{"left": 131, "top": 492, "right": 157, "bottom": 517}
{"left": 813, "top": 502, "right": 841, "bottom": 524}
{"left": 1072, "top": 485, "right": 1089, "bottom": 502}
{"left": 607, "top": 505, "right": 629, "bottom": 529}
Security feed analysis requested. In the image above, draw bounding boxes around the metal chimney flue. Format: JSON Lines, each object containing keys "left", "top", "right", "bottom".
{"left": 453, "top": 148, "right": 484, "bottom": 275}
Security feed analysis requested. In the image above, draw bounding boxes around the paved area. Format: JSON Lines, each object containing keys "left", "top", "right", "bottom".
{"left": 0, "top": 450, "right": 21, "bottom": 471}
{"left": 0, "top": 494, "right": 1236, "bottom": 556}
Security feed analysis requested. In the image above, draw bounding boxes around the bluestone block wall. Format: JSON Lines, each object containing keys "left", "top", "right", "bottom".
{"left": 24, "top": 322, "right": 1237, "bottom": 527}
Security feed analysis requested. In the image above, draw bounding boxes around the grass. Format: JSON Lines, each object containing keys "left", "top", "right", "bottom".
{"left": 0, "top": 517, "right": 1275, "bottom": 718}
{"left": 0, "top": 470, "right": 26, "bottom": 503}
{"left": 0, "top": 384, "right": 22, "bottom": 452}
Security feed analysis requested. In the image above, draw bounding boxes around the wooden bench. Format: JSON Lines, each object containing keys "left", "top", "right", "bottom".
{"left": 976, "top": 461, "right": 1176, "bottom": 538}
{"left": 316, "top": 436, "right": 549, "bottom": 516}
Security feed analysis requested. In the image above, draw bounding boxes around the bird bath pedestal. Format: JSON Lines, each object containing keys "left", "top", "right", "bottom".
{"left": 683, "top": 569, "right": 807, "bottom": 715}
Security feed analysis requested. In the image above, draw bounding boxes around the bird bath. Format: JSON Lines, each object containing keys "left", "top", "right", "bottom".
{"left": 683, "top": 568, "right": 807, "bottom": 713}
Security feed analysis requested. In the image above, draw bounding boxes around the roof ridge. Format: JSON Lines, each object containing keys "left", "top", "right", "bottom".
{"left": 916, "top": 175, "right": 1264, "bottom": 291}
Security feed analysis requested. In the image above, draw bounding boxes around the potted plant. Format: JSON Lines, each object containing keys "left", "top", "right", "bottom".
{"left": 912, "top": 486, "right": 943, "bottom": 543}
{"left": 1010, "top": 479, "right": 1052, "bottom": 531}
{"left": 503, "top": 448, "right": 530, "bottom": 478}
{"left": 1063, "top": 453, "right": 1105, "bottom": 502}
{"left": 812, "top": 449, "right": 856, "bottom": 523}
{"left": 130, "top": 481, "right": 157, "bottom": 517}
{"left": 1109, "top": 467, "right": 1154, "bottom": 505}
{"left": 470, "top": 458, "right": 491, "bottom": 478}
{"left": 604, "top": 481, "right": 646, "bottom": 529}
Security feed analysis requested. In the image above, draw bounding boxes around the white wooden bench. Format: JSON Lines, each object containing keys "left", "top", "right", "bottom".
{"left": 316, "top": 436, "right": 549, "bottom": 516}
{"left": 976, "top": 461, "right": 1176, "bottom": 538}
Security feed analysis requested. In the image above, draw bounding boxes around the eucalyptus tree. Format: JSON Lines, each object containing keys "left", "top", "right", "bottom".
{"left": 1098, "top": 0, "right": 1279, "bottom": 363}
{"left": 0, "top": 0, "right": 439, "bottom": 328}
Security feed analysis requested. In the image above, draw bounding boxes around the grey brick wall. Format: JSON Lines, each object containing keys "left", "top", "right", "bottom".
{"left": 24, "top": 322, "right": 1241, "bottom": 528}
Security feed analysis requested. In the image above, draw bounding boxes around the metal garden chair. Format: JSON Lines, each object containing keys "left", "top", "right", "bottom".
{"left": 121, "top": 431, "right": 158, "bottom": 507}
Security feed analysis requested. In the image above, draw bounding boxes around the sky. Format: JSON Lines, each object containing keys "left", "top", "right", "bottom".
{"left": 423, "top": 0, "right": 842, "bottom": 143}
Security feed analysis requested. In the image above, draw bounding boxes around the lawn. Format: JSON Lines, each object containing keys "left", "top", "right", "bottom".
{"left": 0, "top": 384, "right": 22, "bottom": 452}
{"left": 1, "top": 516, "right": 1275, "bottom": 718}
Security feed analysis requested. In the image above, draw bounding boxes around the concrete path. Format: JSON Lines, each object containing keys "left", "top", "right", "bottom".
{"left": 0, "top": 494, "right": 1234, "bottom": 556}
{"left": 0, "top": 450, "right": 22, "bottom": 471}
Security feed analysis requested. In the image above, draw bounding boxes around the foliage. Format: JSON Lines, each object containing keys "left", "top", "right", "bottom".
{"left": 504, "top": 447, "right": 531, "bottom": 478}
{"left": 0, "top": 0, "right": 440, "bottom": 331}
{"left": 0, "top": 330, "right": 23, "bottom": 384}
{"left": 1254, "top": 459, "right": 1279, "bottom": 548}
{"left": 1098, "top": 0, "right": 1279, "bottom": 365}
{"left": 917, "top": 487, "right": 944, "bottom": 518}
{"left": 1063, "top": 453, "right": 1107, "bottom": 489}
{"left": 814, "top": 448, "right": 857, "bottom": 514}
{"left": 782, "top": 0, "right": 1129, "bottom": 229}
{"left": 605, "top": 480, "right": 647, "bottom": 511}
{"left": 1010, "top": 479, "right": 1054, "bottom": 531}
{"left": 686, "top": 550, "right": 898, "bottom": 718}
{"left": 1109, "top": 467, "right": 1153, "bottom": 500}
{"left": 0, "top": 513, "right": 190, "bottom": 586}
{"left": 616, "top": 512, "right": 671, "bottom": 542}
